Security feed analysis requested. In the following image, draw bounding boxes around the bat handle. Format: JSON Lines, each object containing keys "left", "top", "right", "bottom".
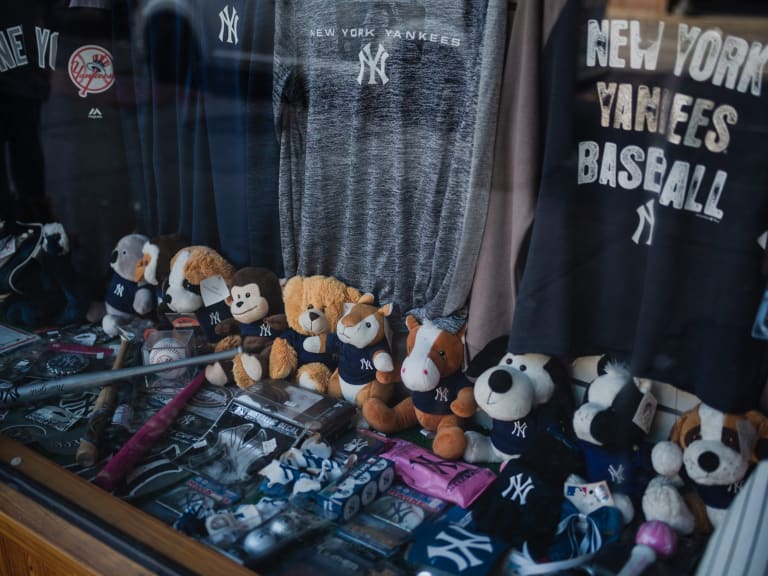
{"left": 75, "top": 337, "right": 132, "bottom": 467}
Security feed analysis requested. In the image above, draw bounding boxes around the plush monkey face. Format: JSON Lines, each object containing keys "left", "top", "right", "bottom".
{"left": 229, "top": 282, "right": 269, "bottom": 324}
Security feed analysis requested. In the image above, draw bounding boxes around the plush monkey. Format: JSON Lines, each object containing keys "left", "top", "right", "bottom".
{"left": 206, "top": 267, "right": 288, "bottom": 388}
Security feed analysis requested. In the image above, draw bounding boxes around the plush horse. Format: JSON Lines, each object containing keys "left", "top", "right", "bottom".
{"left": 304, "top": 293, "right": 398, "bottom": 406}
{"left": 362, "top": 316, "right": 476, "bottom": 460}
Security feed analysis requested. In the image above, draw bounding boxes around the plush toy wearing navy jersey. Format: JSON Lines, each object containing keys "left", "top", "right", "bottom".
{"left": 305, "top": 293, "right": 398, "bottom": 407}
{"left": 572, "top": 358, "right": 657, "bottom": 523}
{"left": 206, "top": 267, "right": 288, "bottom": 389}
{"left": 102, "top": 233, "right": 154, "bottom": 337}
{"left": 269, "top": 275, "right": 363, "bottom": 392}
{"left": 462, "top": 336, "right": 573, "bottom": 464}
{"left": 363, "top": 316, "right": 476, "bottom": 460}
{"left": 163, "top": 245, "right": 236, "bottom": 344}
{"left": 643, "top": 403, "right": 768, "bottom": 534}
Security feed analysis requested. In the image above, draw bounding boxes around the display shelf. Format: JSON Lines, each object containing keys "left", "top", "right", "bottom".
{"left": 0, "top": 435, "right": 256, "bottom": 576}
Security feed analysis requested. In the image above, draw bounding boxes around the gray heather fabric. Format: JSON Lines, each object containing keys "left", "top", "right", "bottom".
{"left": 274, "top": 0, "right": 506, "bottom": 332}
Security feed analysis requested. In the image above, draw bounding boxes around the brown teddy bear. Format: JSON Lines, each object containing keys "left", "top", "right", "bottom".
{"left": 268, "top": 275, "right": 362, "bottom": 392}
{"left": 206, "top": 267, "right": 288, "bottom": 389}
{"left": 163, "top": 245, "right": 237, "bottom": 344}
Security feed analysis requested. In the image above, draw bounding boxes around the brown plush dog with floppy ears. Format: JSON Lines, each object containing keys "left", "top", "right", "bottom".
{"left": 206, "top": 267, "right": 288, "bottom": 389}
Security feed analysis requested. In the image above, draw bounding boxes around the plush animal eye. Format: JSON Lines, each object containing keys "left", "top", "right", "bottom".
{"left": 505, "top": 358, "right": 512, "bottom": 365}
{"left": 519, "top": 364, "right": 527, "bottom": 372}
{"left": 245, "top": 292, "right": 251, "bottom": 298}
{"left": 307, "top": 304, "right": 314, "bottom": 310}
{"left": 438, "top": 350, "right": 446, "bottom": 357}
{"left": 721, "top": 429, "right": 740, "bottom": 451}
{"left": 684, "top": 426, "right": 701, "bottom": 445}
{"left": 365, "top": 322, "right": 372, "bottom": 328}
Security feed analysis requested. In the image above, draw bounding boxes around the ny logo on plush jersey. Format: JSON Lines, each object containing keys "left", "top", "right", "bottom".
{"left": 209, "top": 311, "right": 222, "bottom": 326}
{"left": 434, "top": 387, "right": 449, "bottom": 403}
{"left": 608, "top": 463, "right": 625, "bottom": 485}
{"left": 360, "top": 358, "right": 374, "bottom": 371}
{"left": 113, "top": 282, "right": 125, "bottom": 298}
{"left": 358, "top": 43, "right": 389, "bottom": 85}
{"left": 218, "top": 5, "right": 239, "bottom": 45}
{"left": 501, "top": 473, "right": 535, "bottom": 505}
{"left": 259, "top": 324, "right": 272, "bottom": 337}
{"left": 427, "top": 525, "right": 493, "bottom": 570}
{"left": 511, "top": 420, "right": 528, "bottom": 438}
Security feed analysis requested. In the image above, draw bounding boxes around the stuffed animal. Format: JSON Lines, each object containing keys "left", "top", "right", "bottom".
{"left": 0, "top": 220, "right": 88, "bottom": 326}
{"left": 643, "top": 402, "right": 768, "bottom": 533}
{"left": 462, "top": 336, "right": 573, "bottom": 464}
{"left": 206, "top": 267, "right": 288, "bottom": 389}
{"left": 163, "top": 245, "right": 236, "bottom": 344}
{"left": 269, "top": 275, "right": 362, "bottom": 391}
{"left": 304, "top": 293, "right": 398, "bottom": 407}
{"left": 134, "top": 233, "right": 188, "bottom": 313}
{"left": 362, "top": 317, "right": 475, "bottom": 460}
{"left": 572, "top": 359, "right": 657, "bottom": 523}
{"left": 101, "top": 233, "right": 154, "bottom": 337}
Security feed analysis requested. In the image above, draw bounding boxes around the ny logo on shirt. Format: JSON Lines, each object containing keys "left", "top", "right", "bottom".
{"left": 218, "top": 5, "right": 239, "bottom": 45}
{"left": 426, "top": 526, "right": 493, "bottom": 570}
{"left": 360, "top": 358, "right": 374, "bottom": 371}
{"left": 113, "top": 282, "right": 125, "bottom": 298}
{"left": 259, "top": 324, "right": 272, "bottom": 337}
{"left": 358, "top": 42, "right": 389, "bottom": 85}
{"left": 501, "top": 473, "right": 535, "bottom": 505}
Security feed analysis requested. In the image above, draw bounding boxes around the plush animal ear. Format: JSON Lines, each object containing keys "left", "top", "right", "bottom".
{"left": 358, "top": 292, "right": 375, "bottom": 305}
{"left": 378, "top": 302, "right": 393, "bottom": 317}
{"left": 405, "top": 315, "right": 421, "bottom": 332}
{"left": 745, "top": 410, "right": 768, "bottom": 460}
{"left": 466, "top": 334, "right": 509, "bottom": 378}
{"left": 669, "top": 404, "right": 701, "bottom": 446}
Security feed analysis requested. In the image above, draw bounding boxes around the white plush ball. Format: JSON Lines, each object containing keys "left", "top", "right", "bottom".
{"left": 148, "top": 337, "right": 187, "bottom": 379}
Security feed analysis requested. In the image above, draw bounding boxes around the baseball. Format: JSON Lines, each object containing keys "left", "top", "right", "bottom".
{"left": 148, "top": 337, "right": 188, "bottom": 379}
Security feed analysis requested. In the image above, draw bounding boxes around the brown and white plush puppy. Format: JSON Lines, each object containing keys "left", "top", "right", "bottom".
{"left": 164, "top": 245, "right": 236, "bottom": 343}
{"left": 644, "top": 403, "right": 768, "bottom": 531}
{"left": 206, "top": 267, "right": 288, "bottom": 389}
{"left": 304, "top": 293, "right": 398, "bottom": 407}
{"left": 269, "top": 275, "right": 363, "bottom": 391}
{"left": 134, "top": 234, "right": 188, "bottom": 311}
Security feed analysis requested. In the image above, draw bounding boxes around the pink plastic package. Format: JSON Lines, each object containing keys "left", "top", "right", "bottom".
{"left": 380, "top": 438, "right": 496, "bottom": 508}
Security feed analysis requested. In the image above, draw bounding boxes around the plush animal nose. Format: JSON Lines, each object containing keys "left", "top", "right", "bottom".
{"left": 698, "top": 451, "right": 720, "bottom": 473}
{"left": 163, "top": 293, "right": 172, "bottom": 305}
{"left": 488, "top": 370, "right": 512, "bottom": 394}
{"left": 309, "top": 311, "right": 320, "bottom": 321}
{"left": 236, "top": 300, "right": 243, "bottom": 308}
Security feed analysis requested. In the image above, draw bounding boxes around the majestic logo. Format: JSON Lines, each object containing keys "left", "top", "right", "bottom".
{"left": 608, "top": 463, "right": 626, "bottom": 485}
{"left": 632, "top": 199, "right": 656, "bottom": 245}
{"left": 68, "top": 45, "right": 115, "bottom": 97}
{"left": 360, "top": 358, "right": 374, "bottom": 371}
{"left": 501, "top": 473, "right": 535, "bottom": 505}
{"left": 218, "top": 5, "right": 239, "bottom": 45}
{"left": 427, "top": 526, "right": 493, "bottom": 570}
{"left": 358, "top": 42, "right": 389, "bottom": 85}
{"left": 434, "top": 387, "right": 449, "bottom": 403}
{"left": 87, "top": 107, "right": 102, "bottom": 119}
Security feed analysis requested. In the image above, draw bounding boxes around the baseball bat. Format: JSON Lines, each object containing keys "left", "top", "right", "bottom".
{"left": 93, "top": 370, "right": 207, "bottom": 492}
{"left": 75, "top": 336, "right": 132, "bottom": 467}
{"left": 0, "top": 347, "right": 241, "bottom": 408}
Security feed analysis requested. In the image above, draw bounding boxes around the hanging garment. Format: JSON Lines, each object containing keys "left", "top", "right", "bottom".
{"left": 274, "top": 0, "right": 506, "bottom": 331}
{"left": 479, "top": 0, "right": 768, "bottom": 412}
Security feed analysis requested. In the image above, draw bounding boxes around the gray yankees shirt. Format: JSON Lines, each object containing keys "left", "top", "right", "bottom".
{"left": 274, "top": 0, "right": 506, "bottom": 332}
